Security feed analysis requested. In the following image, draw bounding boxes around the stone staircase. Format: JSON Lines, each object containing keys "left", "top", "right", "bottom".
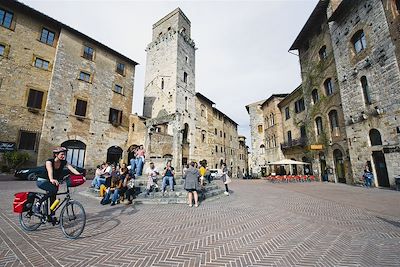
{"left": 87, "top": 175, "right": 225, "bottom": 205}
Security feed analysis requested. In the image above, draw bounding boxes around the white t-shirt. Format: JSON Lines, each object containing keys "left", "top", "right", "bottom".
{"left": 146, "top": 167, "right": 159, "bottom": 177}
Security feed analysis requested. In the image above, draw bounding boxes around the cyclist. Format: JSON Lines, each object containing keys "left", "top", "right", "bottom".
{"left": 36, "top": 147, "right": 83, "bottom": 221}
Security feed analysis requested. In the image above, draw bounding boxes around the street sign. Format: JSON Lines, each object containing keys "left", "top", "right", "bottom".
{"left": 0, "top": 142, "right": 16, "bottom": 152}
{"left": 310, "top": 144, "right": 323, "bottom": 150}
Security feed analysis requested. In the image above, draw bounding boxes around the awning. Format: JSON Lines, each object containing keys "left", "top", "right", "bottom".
{"left": 266, "top": 159, "right": 310, "bottom": 165}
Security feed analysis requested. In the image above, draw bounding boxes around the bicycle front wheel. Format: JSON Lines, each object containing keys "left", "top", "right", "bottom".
{"left": 60, "top": 200, "right": 86, "bottom": 239}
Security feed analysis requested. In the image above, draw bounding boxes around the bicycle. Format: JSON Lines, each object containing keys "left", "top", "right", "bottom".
{"left": 13, "top": 174, "right": 86, "bottom": 239}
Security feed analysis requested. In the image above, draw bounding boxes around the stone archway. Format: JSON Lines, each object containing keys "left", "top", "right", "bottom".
{"left": 107, "top": 146, "right": 123, "bottom": 166}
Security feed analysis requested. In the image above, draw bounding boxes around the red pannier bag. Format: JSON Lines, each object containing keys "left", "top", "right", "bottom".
{"left": 13, "top": 192, "right": 35, "bottom": 213}
{"left": 67, "top": 175, "right": 85, "bottom": 187}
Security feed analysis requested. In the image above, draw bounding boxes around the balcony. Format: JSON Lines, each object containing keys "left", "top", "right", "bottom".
{"left": 280, "top": 137, "right": 307, "bottom": 150}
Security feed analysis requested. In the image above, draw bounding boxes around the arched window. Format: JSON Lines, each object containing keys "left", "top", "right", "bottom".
{"left": 161, "top": 78, "right": 164, "bottom": 89}
{"left": 200, "top": 104, "right": 206, "bottom": 118}
{"left": 61, "top": 140, "right": 86, "bottom": 167}
{"left": 257, "top": 125, "right": 263, "bottom": 133}
{"left": 328, "top": 110, "right": 339, "bottom": 130}
{"left": 319, "top": 45, "right": 327, "bottom": 61}
{"left": 352, "top": 30, "right": 367, "bottom": 54}
{"left": 260, "top": 144, "right": 265, "bottom": 154}
{"left": 315, "top": 117, "right": 323, "bottom": 136}
{"left": 397, "top": 0, "right": 400, "bottom": 11}
{"left": 361, "top": 76, "right": 371, "bottom": 105}
{"left": 324, "top": 78, "right": 334, "bottom": 95}
{"left": 271, "top": 113, "right": 275, "bottom": 125}
{"left": 201, "top": 130, "right": 206, "bottom": 143}
{"left": 312, "top": 89, "right": 319, "bottom": 104}
{"left": 369, "top": 129, "right": 382, "bottom": 146}
{"left": 184, "top": 96, "right": 188, "bottom": 110}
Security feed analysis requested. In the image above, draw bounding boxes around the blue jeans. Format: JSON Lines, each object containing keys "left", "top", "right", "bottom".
{"left": 37, "top": 179, "right": 58, "bottom": 213}
{"left": 162, "top": 176, "right": 174, "bottom": 192}
{"left": 130, "top": 158, "right": 137, "bottom": 176}
{"left": 92, "top": 176, "right": 105, "bottom": 188}
{"left": 136, "top": 158, "right": 144, "bottom": 176}
{"left": 103, "top": 188, "right": 120, "bottom": 204}
{"left": 365, "top": 178, "right": 372, "bottom": 187}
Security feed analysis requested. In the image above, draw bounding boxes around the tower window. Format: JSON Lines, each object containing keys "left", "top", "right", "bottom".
{"left": 285, "top": 107, "right": 290, "bottom": 120}
{"left": 319, "top": 45, "right": 327, "bottom": 61}
{"left": 161, "top": 78, "right": 164, "bottom": 89}
{"left": 352, "top": 30, "right": 367, "bottom": 54}
{"left": 315, "top": 117, "right": 323, "bottom": 136}
{"left": 312, "top": 89, "right": 319, "bottom": 104}
{"left": 324, "top": 78, "right": 334, "bottom": 95}
{"left": 361, "top": 76, "right": 371, "bottom": 105}
{"left": 183, "top": 72, "right": 188, "bottom": 83}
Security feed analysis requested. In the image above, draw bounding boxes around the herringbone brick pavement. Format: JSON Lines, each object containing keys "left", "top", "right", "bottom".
{"left": 0, "top": 180, "right": 399, "bottom": 267}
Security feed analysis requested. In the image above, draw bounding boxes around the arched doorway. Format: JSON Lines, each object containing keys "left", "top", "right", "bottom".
{"left": 61, "top": 140, "right": 86, "bottom": 167}
{"left": 333, "top": 149, "right": 345, "bottom": 183}
{"left": 369, "top": 129, "right": 389, "bottom": 187}
{"left": 107, "top": 146, "right": 123, "bottom": 166}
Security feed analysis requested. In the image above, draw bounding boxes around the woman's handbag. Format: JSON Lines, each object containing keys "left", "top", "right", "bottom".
{"left": 224, "top": 174, "right": 232, "bottom": 184}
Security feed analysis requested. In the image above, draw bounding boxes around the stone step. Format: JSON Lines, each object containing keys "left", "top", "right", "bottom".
{"left": 134, "top": 188, "right": 226, "bottom": 205}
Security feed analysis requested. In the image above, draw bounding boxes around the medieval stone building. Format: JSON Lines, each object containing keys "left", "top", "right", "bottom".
{"left": 246, "top": 95, "right": 287, "bottom": 176}
{"left": 327, "top": 0, "right": 400, "bottom": 187}
{"left": 248, "top": 0, "right": 400, "bottom": 188}
{"left": 128, "top": 8, "right": 246, "bottom": 175}
{"left": 0, "top": 0, "right": 137, "bottom": 171}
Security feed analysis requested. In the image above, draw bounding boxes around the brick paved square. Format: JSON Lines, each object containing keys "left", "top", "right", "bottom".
{"left": 0, "top": 179, "right": 399, "bottom": 267}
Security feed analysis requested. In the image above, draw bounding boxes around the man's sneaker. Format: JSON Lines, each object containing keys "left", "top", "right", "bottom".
{"left": 224, "top": 191, "right": 230, "bottom": 196}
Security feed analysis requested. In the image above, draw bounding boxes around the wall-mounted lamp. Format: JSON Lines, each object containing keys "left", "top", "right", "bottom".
{"left": 342, "top": 75, "right": 347, "bottom": 82}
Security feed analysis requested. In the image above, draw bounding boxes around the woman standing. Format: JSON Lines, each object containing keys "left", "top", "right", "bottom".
{"left": 184, "top": 161, "right": 200, "bottom": 207}
{"left": 221, "top": 163, "right": 230, "bottom": 196}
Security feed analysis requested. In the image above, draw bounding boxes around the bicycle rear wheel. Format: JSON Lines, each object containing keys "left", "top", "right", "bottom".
{"left": 60, "top": 200, "right": 86, "bottom": 239}
{"left": 19, "top": 197, "right": 42, "bottom": 231}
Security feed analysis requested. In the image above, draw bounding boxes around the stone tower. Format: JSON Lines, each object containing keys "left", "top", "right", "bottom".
{"left": 143, "top": 8, "right": 197, "bottom": 170}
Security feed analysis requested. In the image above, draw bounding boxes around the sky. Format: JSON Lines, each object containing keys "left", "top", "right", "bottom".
{"left": 22, "top": 0, "right": 318, "bottom": 146}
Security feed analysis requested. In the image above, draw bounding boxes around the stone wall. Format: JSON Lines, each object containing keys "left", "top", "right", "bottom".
{"left": 0, "top": 4, "right": 59, "bottom": 165}
{"left": 328, "top": 0, "right": 400, "bottom": 187}
{"left": 37, "top": 28, "right": 135, "bottom": 169}
{"left": 261, "top": 96, "right": 286, "bottom": 165}
{"left": 246, "top": 100, "right": 266, "bottom": 176}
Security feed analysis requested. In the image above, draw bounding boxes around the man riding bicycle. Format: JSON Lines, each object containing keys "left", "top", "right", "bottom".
{"left": 36, "top": 147, "right": 83, "bottom": 221}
